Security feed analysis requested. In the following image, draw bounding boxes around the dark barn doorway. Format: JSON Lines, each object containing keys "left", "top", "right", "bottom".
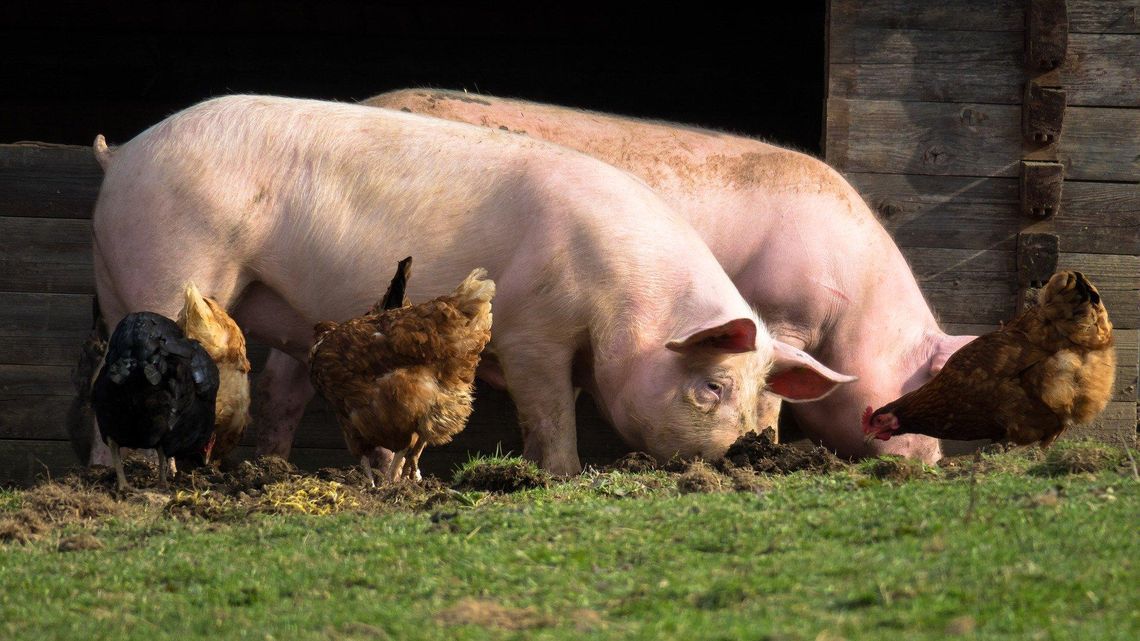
{"left": 1, "top": 2, "right": 825, "bottom": 153}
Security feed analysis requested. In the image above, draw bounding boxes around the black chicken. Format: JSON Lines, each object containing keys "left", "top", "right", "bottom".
{"left": 92, "top": 312, "right": 220, "bottom": 490}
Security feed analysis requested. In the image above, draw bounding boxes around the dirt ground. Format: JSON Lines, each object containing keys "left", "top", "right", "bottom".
{"left": 5, "top": 431, "right": 1127, "bottom": 545}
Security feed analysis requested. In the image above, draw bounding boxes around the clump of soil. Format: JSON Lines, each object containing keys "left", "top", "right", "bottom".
{"left": 199, "top": 456, "right": 301, "bottom": 494}
{"left": 721, "top": 466, "right": 771, "bottom": 493}
{"left": 0, "top": 479, "right": 128, "bottom": 543}
{"left": 720, "top": 428, "right": 845, "bottom": 474}
{"left": 453, "top": 458, "right": 550, "bottom": 493}
{"left": 57, "top": 533, "right": 103, "bottom": 552}
{"left": 436, "top": 598, "right": 551, "bottom": 630}
{"left": 608, "top": 451, "right": 659, "bottom": 473}
{"left": 862, "top": 456, "right": 932, "bottom": 482}
{"left": 366, "top": 478, "right": 454, "bottom": 511}
{"left": 677, "top": 460, "right": 728, "bottom": 494}
{"left": 0, "top": 511, "right": 47, "bottom": 544}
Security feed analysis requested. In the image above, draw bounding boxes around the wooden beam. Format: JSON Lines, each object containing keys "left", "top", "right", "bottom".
{"left": 0, "top": 143, "right": 101, "bottom": 220}
{"left": 830, "top": 32, "right": 1138, "bottom": 106}
{"left": 0, "top": 292, "right": 93, "bottom": 337}
{"left": 826, "top": 98, "right": 1140, "bottom": 181}
{"left": 846, "top": 173, "right": 1140, "bottom": 255}
{"left": 829, "top": 0, "right": 1138, "bottom": 34}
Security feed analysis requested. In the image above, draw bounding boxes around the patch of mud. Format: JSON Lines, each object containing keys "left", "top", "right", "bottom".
{"left": 720, "top": 428, "right": 845, "bottom": 474}
{"left": 436, "top": 598, "right": 550, "bottom": 630}
{"left": 453, "top": 459, "right": 550, "bottom": 493}
{"left": 677, "top": 461, "right": 728, "bottom": 494}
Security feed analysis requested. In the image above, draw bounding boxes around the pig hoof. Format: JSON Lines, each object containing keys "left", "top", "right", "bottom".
{"left": 542, "top": 455, "right": 583, "bottom": 477}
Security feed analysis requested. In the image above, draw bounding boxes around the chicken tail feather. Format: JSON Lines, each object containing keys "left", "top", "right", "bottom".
{"left": 376, "top": 256, "right": 413, "bottom": 312}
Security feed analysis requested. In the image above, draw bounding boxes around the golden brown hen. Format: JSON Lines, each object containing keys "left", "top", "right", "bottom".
{"left": 177, "top": 282, "right": 252, "bottom": 462}
{"left": 309, "top": 261, "right": 495, "bottom": 486}
{"left": 863, "top": 270, "right": 1115, "bottom": 447}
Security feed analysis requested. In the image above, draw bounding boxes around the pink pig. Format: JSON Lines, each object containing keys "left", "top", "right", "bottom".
{"left": 90, "top": 95, "right": 852, "bottom": 475}
{"left": 364, "top": 89, "right": 979, "bottom": 463}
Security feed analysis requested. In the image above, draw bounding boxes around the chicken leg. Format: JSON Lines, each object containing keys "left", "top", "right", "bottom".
{"left": 109, "top": 438, "right": 130, "bottom": 491}
{"left": 403, "top": 437, "right": 429, "bottom": 482}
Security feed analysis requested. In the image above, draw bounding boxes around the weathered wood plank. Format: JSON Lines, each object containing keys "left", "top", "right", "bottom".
{"left": 830, "top": 0, "right": 1023, "bottom": 32}
{"left": 0, "top": 439, "right": 82, "bottom": 486}
{"left": 846, "top": 173, "right": 1140, "bottom": 255}
{"left": 0, "top": 292, "right": 93, "bottom": 337}
{"left": 896, "top": 247, "right": 1140, "bottom": 328}
{"left": 0, "top": 144, "right": 101, "bottom": 219}
{"left": 0, "top": 216, "right": 96, "bottom": 294}
{"left": 1110, "top": 329, "right": 1139, "bottom": 403}
{"left": 1068, "top": 0, "right": 1140, "bottom": 33}
{"left": 829, "top": 29, "right": 1021, "bottom": 105}
{"left": 1064, "top": 402, "right": 1136, "bottom": 441}
{"left": 0, "top": 260, "right": 95, "bottom": 295}
{"left": 826, "top": 99, "right": 1140, "bottom": 182}
{"left": 1064, "top": 34, "right": 1140, "bottom": 106}
{"left": 831, "top": 28, "right": 1021, "bottom": 65}
{"left": 1055, "top": 252, "right": 1140, "bottom": 328}
{"left": 0, "top": 335, "right": 93, "bottom": 368}
{"left": 0, "top": 364, "right": 73, "bottom": 398}
{"left": 899, "top": 247, "right": 1018, "bottom": 325}
{"left": 0, "top": 217, "right": 92, "bottom": 262}
{"left": 830, "top": 32, "right": 1139, "bottom": 106}
{"left": 830, "top": 0, "right": 1139, "bottom": 34}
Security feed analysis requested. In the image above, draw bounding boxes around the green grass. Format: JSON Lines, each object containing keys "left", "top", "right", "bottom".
{"left": 1, "top": 448, "right": 1137, "bottom": 640}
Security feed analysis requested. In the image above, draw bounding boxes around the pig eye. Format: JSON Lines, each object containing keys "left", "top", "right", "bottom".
{"left": 705, "top": 381, "right": 723, "bottom": 396}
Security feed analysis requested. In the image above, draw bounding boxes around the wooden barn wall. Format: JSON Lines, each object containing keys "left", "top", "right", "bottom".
{"left": 825, "top": 0, "right": 1138, "bottom": 440}
{"left": 0, "top": 143, "right": 629, "bottom": 484}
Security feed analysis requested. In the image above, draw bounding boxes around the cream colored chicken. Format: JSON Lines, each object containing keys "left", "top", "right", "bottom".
{"left": 177, "top": 283, "right": 252, "bottom": 462}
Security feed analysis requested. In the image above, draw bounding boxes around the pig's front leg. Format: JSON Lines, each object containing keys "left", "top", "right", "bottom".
{"left": 253, "top": 349, "right": 316, "bottom": 459}
{"left": 498, "top": 341, "right": 582, "bottom": 475}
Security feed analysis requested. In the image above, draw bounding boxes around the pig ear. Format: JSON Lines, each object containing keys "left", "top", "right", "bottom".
{"left": 766, "top": 341, "right": 857, "bottom": 401}
{"left": 667, "top": 318, "right": 757, "bottom": 354}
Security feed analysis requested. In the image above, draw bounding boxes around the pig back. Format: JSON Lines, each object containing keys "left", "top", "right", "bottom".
{"left": 93, "top": 95, "right": 751, "bottom": 346}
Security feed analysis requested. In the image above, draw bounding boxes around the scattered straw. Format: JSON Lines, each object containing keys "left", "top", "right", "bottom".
{"left": 258, "top": 478, "right": 361, "bottom": 515}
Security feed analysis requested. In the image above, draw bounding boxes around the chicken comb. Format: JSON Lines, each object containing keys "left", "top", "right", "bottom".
{"left": 861, "top": 405, "right": 875, "bottom": 434}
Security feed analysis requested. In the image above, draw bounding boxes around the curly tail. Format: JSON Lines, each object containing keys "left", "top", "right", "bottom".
{"left": 93, "top": 135, "right": 114, "bottom": 171}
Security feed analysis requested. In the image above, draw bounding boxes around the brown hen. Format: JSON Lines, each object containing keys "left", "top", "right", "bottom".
{"left": 177, "top": 282, "right": 252, "bottom": 462}
{"left": 309, "top": 261, "right": 495, "bottom": 485}
{"left": 863, "top": 271, "right": 1115, "bottom": 447}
